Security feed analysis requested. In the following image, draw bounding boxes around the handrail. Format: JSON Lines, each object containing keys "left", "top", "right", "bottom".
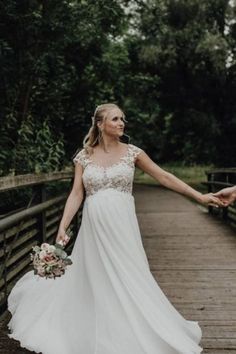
{"left": 0, "top": 171, "right": 73, "bottom": 191}
{"left": 0, "top": 195, "right": 66, "bottom": 232}
{"left": 202, "top": 168, "right": 236, "bottom": 224}
{"left": 205, "top": 168, "right": 236, "bottom": 174}
{"left": 0, "top": 169, "right": 82, "bottom": 315}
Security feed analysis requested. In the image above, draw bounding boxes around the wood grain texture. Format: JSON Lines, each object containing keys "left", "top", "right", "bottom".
{"left": 134, "top": 184, "right": 236, "bottom": 353}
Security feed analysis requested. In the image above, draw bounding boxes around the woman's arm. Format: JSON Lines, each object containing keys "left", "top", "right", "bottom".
{"left": 135, "top": 151, "right": 223, "bottom": 207}
{"left": 56, "top": 163, "right": 84, "bottom": 244}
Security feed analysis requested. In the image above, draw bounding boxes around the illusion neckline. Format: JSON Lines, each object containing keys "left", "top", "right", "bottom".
{"left": 87, "top": 144, "right": 130, "bottom": 170}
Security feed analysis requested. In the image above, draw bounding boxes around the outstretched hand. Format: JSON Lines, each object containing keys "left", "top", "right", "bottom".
{"left": 213, "top": 186, "right": 236, "bottom": 207}
{"left": 199, "top": 193, "right": 226, "bottom": 208}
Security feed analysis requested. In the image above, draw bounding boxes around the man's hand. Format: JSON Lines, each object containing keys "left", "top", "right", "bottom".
{"left": 213, "top": 186, "right": 236, "bottom": 207}
{"left": 199, "top": 193, "right": 225, "bottom": 208}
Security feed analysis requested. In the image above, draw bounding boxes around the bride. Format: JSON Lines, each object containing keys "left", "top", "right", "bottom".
{"left": 7, "top": 103, "right": 222, "bottom": 354}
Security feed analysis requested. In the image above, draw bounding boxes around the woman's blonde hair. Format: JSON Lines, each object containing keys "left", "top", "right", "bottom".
{"left": 82, "top": 103, "right": 126, "bottom": 154}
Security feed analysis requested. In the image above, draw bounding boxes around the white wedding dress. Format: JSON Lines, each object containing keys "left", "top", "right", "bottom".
{"left": 7, "top": 143, "right": 203, "bottom": 354}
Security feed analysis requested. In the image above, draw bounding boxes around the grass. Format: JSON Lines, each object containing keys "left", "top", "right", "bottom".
{"left": 134, "top": 163, "right": 213, "bottom": 193}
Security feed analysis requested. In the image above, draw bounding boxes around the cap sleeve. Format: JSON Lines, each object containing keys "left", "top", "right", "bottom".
{"left": 72, "top": 149, "right": 88, "bottom": 168}
{"left": 129, "top": 144, "right": 143, "bottom": 161}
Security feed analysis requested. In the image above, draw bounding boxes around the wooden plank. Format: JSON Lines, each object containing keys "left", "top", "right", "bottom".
{"left": 202, "top": 181, "right": 234, "bottom": 187}
{"left": 0, "top": 229, "right": 38, "bottom": 259}
{"left": 202, "top": 338, "right": 236, "bottom": 349}
{"left": 45, "top": 204, "right": 64, "bottom": 217}
{"left": 0, "top": 195, "right": 66, "bottom": 233}
{"left": 0, "top": 257, "right": 32, "bottom": 288}
{"left": 46, "top": 225, "right": 58, "bottom": 238}
{"left": 6, "top": 240, "right": 37, "bottom": 267}
{"left": 0, "top": 218, "right": 37, "bottom": 243}
{"left": 0, "top": 171, "right": 73, "bottom": 192}
{"left": 203, "top": 351, "right": 236, "bottom": 354}
{"left": 46, "top": 213, "right": 62, "bottom": 228}
{"left": 206, "top": 168, "right": 236, "bottom": 174}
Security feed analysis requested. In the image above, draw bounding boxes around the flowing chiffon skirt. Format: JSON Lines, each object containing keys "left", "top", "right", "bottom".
{"left": 7, "top": 188, "right": 203, "bottom": 354}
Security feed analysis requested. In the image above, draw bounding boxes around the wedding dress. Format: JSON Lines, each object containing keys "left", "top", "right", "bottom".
{"left": 7, "top": 143, "right": 203, "bottom": 354}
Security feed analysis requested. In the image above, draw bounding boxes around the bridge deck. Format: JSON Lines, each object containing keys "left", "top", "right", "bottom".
{"left": 135, "top": 185, "right": 236, "bottom": 354}
{"left": 1, "top": 184, "right": 236, "bottom": 353}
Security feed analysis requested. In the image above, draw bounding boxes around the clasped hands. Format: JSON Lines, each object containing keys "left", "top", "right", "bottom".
{"left": 200, "top": 186, "right": 236, "bottom": 208}
{"left": 199, "top": 193, "right": 226, "bottom": 208}
{"left": 213, "top": 186, "right": 236, "bottom": 207}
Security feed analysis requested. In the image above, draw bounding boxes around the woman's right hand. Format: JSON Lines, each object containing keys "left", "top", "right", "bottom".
{"left": 55, "top": 227, "right": 70, "bottom": 247}
{"left": 199, "top": 193, "right": 225, "bottom": 208}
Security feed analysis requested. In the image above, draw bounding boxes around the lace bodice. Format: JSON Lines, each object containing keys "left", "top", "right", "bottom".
{"left": 73, "top": 144, "right": 143, "bottom": 197}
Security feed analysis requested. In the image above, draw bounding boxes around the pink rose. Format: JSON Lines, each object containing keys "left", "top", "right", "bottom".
{"left": 44, "top": 254, "right": 56, "bottom": 262}
{"left": 39, "top": 250, "right": 47, "bottom": 260}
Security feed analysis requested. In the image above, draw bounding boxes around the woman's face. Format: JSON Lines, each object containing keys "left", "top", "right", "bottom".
{"left": 99, "top": 108, "right": 125, "bottom": 138}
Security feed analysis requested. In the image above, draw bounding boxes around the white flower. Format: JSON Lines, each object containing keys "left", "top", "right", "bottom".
{"left": 32, "top": 245, "right": 41, "bottom": 253}
{"left": 41, "top": 243, "right": 50, "bottom": 251}
{"left": 48, "top": 245, "right": 56, "bottom": 253}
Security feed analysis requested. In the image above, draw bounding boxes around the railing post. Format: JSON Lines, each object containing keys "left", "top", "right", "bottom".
{"left": 208, "top": 172, "right": 213, "bottom": 214}
{"left": 67, "top": 177, "right": 84, "bottom": 246}
{"left": 72, "top": 177, "right": 81, "bottom": 239}
{"left": 222, "top": 207, "right": 228, "bottom": 220}
{"left": 222, "top": 173, "right": 229, "bottom": 220}
{"left": 2, "top": 232, "right": 8, "bottom": 313}
{"left": 35, "top": 183, "right": 47, "bottom": 244}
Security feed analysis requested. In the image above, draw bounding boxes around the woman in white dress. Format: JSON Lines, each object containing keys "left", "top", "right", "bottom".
{"left": 7, "top": 103, "right": 222, "bottom": 354}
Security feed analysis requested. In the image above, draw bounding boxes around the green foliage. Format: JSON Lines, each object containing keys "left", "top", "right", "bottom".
{"left": 132, "top": 0, "right": 236, "bottom": 165}
{"left": 0, "top": 0, "right": 130, "bottom": 175}
{"left": 13, "top": 116, "right": 65, "bottom": 174}
{"left": 1, "top": 0, "right": 236, "bottom": 176}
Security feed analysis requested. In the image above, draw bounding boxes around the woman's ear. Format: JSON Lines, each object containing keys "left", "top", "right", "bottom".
{"left": 97, "top": 121, "right": 103, "bottom": 131}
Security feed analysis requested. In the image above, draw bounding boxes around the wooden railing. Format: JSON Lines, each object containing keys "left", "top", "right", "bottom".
{"left": 202, "top": 168, "right": 236, "bottom": 224}
{"left": 0, "top": 171, "right": 83, "bottom": 315}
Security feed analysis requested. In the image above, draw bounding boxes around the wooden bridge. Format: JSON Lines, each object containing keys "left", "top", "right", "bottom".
{"left": 135, "top": 184, "right": 236, "bottom": 354}
{"left": 1, "top": 183, "right": 236, "bottom": 353}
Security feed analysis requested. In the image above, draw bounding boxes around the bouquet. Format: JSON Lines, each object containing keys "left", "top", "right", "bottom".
{"left": 30, "top": 228, "right": 73, "bottom": 279}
